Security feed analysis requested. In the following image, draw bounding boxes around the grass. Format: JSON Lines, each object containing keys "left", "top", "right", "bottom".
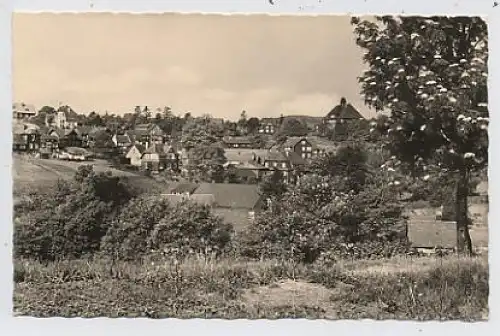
{"left": 12, "top": 155, "right": 169, "bottom": 196}
{"left": 13, "top": 255, "right": 488, "bottom": 320}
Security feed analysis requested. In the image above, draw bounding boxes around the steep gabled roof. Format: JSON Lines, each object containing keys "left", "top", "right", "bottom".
{"left": 127, "top": 143, "right": 146, "bottom": 155}
{"left": 326, "top": 98, "right": 364, "bottom": 120}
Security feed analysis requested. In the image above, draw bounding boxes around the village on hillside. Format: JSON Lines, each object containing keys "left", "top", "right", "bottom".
{"left": 12, "top": 98, "right": 373, "bottom": 230}
{"left": 11, "top": 14, "right": 489, "bottom": 321}
{"left": 12, "top": 96, "right": 488, "bottom": 250}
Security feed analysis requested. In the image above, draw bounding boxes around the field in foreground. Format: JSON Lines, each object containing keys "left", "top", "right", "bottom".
{"left": 13, "top": 256, "right": 488, "bottom": 320}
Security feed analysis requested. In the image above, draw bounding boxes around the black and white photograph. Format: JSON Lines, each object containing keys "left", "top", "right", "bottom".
{"left": 11, "top": 13, "right": 489, "bottom": 320}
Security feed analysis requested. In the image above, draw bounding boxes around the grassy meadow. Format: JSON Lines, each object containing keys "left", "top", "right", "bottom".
{"left": 13, "top": 255, "right": 488, "bottom": 320}
{"left": 12, "top": 155, "right": 168, "bottom": 196}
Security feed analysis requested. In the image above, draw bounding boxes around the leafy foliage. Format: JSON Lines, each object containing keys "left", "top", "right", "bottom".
{"left": 258, "top": 170, "right": 288, "bottom": 201}
{"left": 352, "top": 16, "right": 488, "bottom": 253}
{"left": 14, "top": 166, "right": 134, "bottom": 261}
{"left": 244, "top": 143, "right": 405, "bottom": 263}
{"left": 278, "top": 117, "right": 309, "bottom": 137}
{"left": 101, "top": 196, "right": 233, "bottom": 260}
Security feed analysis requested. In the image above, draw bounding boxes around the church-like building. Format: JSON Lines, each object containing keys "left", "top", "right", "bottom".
{"left": 317, "top": 97, "right": 365, "bottom": 139}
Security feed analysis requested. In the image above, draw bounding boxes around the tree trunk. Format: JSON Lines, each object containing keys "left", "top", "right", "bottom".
{"left": 455, "top": 167, "right": 473, "bottom": 256}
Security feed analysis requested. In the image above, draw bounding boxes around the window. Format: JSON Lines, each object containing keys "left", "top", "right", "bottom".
{"left": 301, "top": 140, "right": 306, "bottom": 145}
{"left": 273, "top": 162, "right": 277, "bottom": 167}
{"left": 282, "top": 162, "right": 287, "bottom": 168}
{"left": 302, "top": 153, "right": 306, "bottom": 158}
{"left": 265, "top": 162, "right": 269, "bottom": 167}
{"left": 306, "top": 146, "right": 312, "bottom": 151}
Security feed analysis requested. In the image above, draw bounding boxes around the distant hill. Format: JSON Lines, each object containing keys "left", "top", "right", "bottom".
{"left": 261, "top": 115, "right": 324, "bottom": 130}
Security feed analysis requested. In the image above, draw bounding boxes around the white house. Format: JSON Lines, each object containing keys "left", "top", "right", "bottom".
{"left": 125, "top": 144, "right": 146, "bottom": 167}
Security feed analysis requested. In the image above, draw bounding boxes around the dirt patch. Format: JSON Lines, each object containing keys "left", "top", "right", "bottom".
{"left": 242, "top": 280, "right": 354, "bottom": 318}
{"left": 243, "top": 280, "right": 332, "bottom": 307}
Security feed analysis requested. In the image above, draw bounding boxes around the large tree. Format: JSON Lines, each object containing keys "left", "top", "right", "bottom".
{"left": 279, "top": 117, "right": 308, "bottom": 137}
{"left": 351, "top": 16, "right": 488, "bottom": 255}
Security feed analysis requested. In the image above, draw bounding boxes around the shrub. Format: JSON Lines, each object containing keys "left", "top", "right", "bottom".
{"left": 240, "top": 143, "right": 406, "bottom": 263}
{"left": 14, "top": 166, "right": 134, "bottom": 261}
{"left": 101, "top": 195, "right": 234, "bottom": 261}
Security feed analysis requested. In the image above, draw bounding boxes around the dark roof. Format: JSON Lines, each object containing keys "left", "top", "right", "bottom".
{"left": 115, "top": 134, "right": 131, "bottom": 143}
{"left": 326, "top": 98, "right": 364, "bottom": 120}
{"left": 407, "top": 220, "right": 457, "bottom": 249}
{"left": 265, "top": 150, "right": 288, "bottom": 162}
{"left": 286, "top": 151, "right": 307, "bottom": 166}
{"left": 193, "top": 183, "right": 261, "bottom": 209}
{"left": 234, "top": 168, "right": 258, "bottom": 179}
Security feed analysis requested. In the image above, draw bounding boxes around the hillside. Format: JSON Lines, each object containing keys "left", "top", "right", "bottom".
{"left": 12, "top": 155, "right": 168, "bottom": 196}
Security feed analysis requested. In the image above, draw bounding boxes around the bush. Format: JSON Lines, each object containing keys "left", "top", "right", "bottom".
{"left": 14, "top": 166, "right": 134, "bottom": 261}
{"left": 241, "top": 143, "right": 406, "bottom": 263}
{"left": 101, "top": 195, "right": 234, "bottom": 261}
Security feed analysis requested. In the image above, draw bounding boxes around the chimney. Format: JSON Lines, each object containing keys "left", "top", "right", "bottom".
{"left": 340, "top": 97, "right": 347, "bottom": 107}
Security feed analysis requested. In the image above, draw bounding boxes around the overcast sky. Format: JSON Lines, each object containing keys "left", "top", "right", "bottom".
{"left": 12, "top": 13, "right": 373, "bottom": 120}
